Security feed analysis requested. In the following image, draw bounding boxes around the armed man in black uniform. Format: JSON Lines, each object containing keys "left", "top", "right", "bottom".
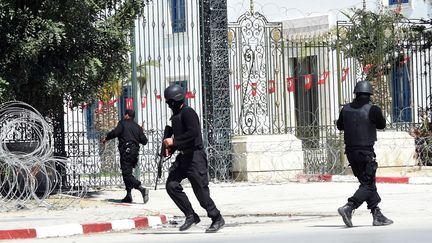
{"left": 102, "top": 109, "right": 149, "bottom": 204}
{"left": 336, "top": 81, "right": 393, "bottom": 227}
{"left": 162, "top": 84, "right": 225, "bottom": 233}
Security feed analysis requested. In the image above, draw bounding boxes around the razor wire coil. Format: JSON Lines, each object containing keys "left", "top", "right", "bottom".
{"left": 0, "top": 101, "right": 87, "bottom": 211}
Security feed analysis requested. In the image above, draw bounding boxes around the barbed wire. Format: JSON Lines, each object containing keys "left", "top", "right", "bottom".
{"left": 0, "top": 101, "right": 87, "bottom": 211}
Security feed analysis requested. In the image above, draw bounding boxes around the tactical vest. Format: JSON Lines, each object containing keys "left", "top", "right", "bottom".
{"left": 342, "top": 103, "right": 377, "bottom": 147}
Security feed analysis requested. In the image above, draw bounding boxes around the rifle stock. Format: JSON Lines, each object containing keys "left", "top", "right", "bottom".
{"left": 154, "top": 125, "right": 173, "bottom": 190}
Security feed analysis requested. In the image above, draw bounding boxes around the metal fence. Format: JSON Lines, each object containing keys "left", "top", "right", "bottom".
{"left": 228, "top": 9, "right": 432, "bottom": 178}
{"left": 52, "top": 7, "right": 432, "bottom": 187}
{"left": 61, "top": 0, "right": 232, "bottom": 188}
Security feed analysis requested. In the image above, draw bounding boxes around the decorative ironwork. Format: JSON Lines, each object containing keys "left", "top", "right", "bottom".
{"left": 200, "top": 0, "right": 232, "bottom": 180}
{"left": 229, "top": 9, "right": 284, "bottom": 135}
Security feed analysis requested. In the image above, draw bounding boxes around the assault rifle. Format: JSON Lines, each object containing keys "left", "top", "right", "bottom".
{"left": 154, "top": 125, "right": 173, "bottom": 190}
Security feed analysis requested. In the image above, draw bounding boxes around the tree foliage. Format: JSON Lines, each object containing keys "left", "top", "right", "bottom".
{"left": 338, "top": 7, "right": 405, "bottom": 82}
{"left": 0, "top": 0, "right": 149, "bottom": 113}
{"left": 336, "top": 7, "right": 408, "bottom": 112}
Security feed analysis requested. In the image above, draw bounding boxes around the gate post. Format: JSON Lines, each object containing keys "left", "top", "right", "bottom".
{"left": 200, "top": 0, "right": 232, "bottom": 179}
{"left": 52, "top": 101, "right": 68, "bottom": 188}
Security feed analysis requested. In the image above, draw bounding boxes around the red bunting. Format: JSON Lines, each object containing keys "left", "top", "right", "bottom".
{"left": 286, "top": 77, "right": 294, "bottom": 92}
{"left": 304, "top": 74, "right": 312, "bottom": 90}
{"left": 141, "top": 96, "right": 147, "bottom": 108}
{"left": 251, "top": 82, "right": 257, "bottom": 97}
{"left": 318, "top": 71, "right": 329, "bottom": 85}
{"left": 125, "top": 98, "right": 133, "bottom": 109}
{"left": 155, "top": 94, "right": 161, "bottom": 100}
{"left": 98, "top": 101, "right": 104, "bottom": 112}
{"left": 363, "top": 64, "right": 373, "bottom": 74}
{"left": 342, "top": 67, "right": 349, "bottom": 81}
{"left": 185, "top": 91, "right": 195, "bottom": 99}
{"left": 268, "top": 80, "right": 275, "bottom": 94}
{"left": 109, "top": 98, "right": 118, "bottom": 106}
{"left": 395, "top": 5, "right": 402, "bottom": 14}
{"left": 235, "top": 84, "right": 241, "bottom": 91}
{"left": 400, "top": 56, "right": 410, "bottom": 64}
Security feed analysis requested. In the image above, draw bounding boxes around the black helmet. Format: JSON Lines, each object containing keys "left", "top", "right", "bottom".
{"left": 353, "top": 81, "right": 373, "bottom": 95}
{"left": 164, "top": 84, "right": 185, "bottom": 101}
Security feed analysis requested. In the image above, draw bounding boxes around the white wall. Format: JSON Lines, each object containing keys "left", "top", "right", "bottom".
{"left": 133, "top": 0, "right": 203, "bottom": 132}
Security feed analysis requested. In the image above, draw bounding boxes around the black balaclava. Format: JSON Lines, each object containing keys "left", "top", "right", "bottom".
{"left": 167, "top": 99, "right": 184, "bottom": 114}
{"left": 355, "top": 93, "right": 371, "bottom": 101}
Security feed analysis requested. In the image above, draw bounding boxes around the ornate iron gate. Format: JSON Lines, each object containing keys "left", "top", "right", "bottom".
{"left": 228, "top": 6, "right": 345, "bottom": 175}
{"left": 228, "top": 6, "right": 285, "bottom": 135}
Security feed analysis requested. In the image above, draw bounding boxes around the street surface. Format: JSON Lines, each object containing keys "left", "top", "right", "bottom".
{"left": 10, "top": 213, "right": 431, "bottom": 243}
{"left": 7, "top": 182, "right": 432, "bottom": 243}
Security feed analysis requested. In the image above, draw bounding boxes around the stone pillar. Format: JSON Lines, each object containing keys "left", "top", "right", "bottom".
{"left": 200, "top": 0, "right": 231, "bottom": 179}
{"left": 232, "top": 134, "right": 304, "bottom": 182}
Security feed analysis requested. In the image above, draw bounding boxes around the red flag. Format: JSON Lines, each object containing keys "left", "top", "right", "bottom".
{"left": 304, "top": 74, "right": 312, "bottom": 90}
{"left": 251, "top": 82, "right": 257, "bottom": 97}
{"left": 185, "top": 91, "right": 195, "bottom": 99}
{"left": 342, "top": 68, "right": 349, "bottom": 81}
{"left": 318, "top": 71, "right": 329, "bottom": 85}
{"left": 286, "top": 77, "right": 295, "bottom": 92}
{"left": 400, "top": 56, "right": 410, "bottom": 64}
{"left": 141, "top": 96, "right": 147, "bottom": 108}
{"left": 98, "top": 101, "right": 104, "bottom": 112}
{"left": 363, "top": 64, "right": 373, "bottom": 74}
{"left": 235, "top": 84, "right": 241, "bottom": 91}
{"left": 109, "top": 98, "right": 118, "bottom": 106}
{"left": 395, "top": 5, "right": 402, "bottom": 14}
{"left": 126, "top": 98, "right": 133, "bottom": 109}
{"left": 268, "top": 80, "right": 275, "bottom": 94}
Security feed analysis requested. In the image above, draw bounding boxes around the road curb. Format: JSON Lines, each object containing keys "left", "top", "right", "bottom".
{"left": 0, "top": 214, "right": 169, "bottom": 240}
{"left": 296, "top": 174, "right": 432, "bottom": 184}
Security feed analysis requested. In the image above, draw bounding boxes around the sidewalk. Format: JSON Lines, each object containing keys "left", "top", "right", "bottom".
{"left": 0, "top": 189, "right": 169, "bottom": 240}
{"left": 1, "top": 180, "right": 432, "bottom": 240}
{"left": 296, "top": 174, "right": 432, "bottom": 184}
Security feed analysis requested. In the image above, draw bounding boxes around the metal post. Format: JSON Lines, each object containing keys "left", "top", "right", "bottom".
{"left": 200, "top": 0, "right": 231, "bottom": 180}
{"left": 130, "top": 26, "right": 140, "bottom": 180}
{"left": 336, "top": 21, "right": 346, "bottom": 173}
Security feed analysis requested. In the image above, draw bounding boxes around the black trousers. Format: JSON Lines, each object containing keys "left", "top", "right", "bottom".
{"left": 119, "top": 143, "right": 141, "bottom": 191}
{"left": 346, "top": 148, "right": 381, "bottom": 209}
{"left": 165, "top": 149, "right": 220, "bottom": 219}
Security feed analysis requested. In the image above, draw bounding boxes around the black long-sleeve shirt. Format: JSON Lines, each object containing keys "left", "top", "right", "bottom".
{"left": 337, "top": 96, "right": 386, "bottom": 131}
{"left": 106, "top": 119, "right": 148, "bottom": 146}
{"left": 171, "top": 106, "right": 203, "bottom": 151}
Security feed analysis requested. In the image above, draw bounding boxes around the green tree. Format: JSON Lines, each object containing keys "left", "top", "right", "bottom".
{"left": 337, "top": 7, "right": 406, "bottom": 110}
{"left": 0, "top": 0, "right": 149, "bottom": 114}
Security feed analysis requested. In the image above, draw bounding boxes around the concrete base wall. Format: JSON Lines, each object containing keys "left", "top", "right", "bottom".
{"left": 375, "top": 131, "right": 417, "bottom": 167}
{"left": 343, "top": 131, "right": 418, "bottom": 176}
{"left": 232, "top": 134, "right": 304, "bottom": 182}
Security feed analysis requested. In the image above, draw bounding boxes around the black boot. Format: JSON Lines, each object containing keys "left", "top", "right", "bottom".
{"left": 136, "top": 186, "right": 149, "bottom": 204}
{"left": 121, "top": 190, "right": 132, "bottom": 203}
{"left": 338, "top": 203, "right": 355, "bottom": 227}
{"left": 372, "top": 207, "right": 393, "bottom": 226}
{"left": 205, "top": 215, "right": 225, "bottom": 233}
{"left": 179, "top": 213, "right": 201, "bottom": 231}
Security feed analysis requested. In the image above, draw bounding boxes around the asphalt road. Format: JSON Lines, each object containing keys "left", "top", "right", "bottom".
{"left": 11, "top": 212, "right": 432, "bottom": 243}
